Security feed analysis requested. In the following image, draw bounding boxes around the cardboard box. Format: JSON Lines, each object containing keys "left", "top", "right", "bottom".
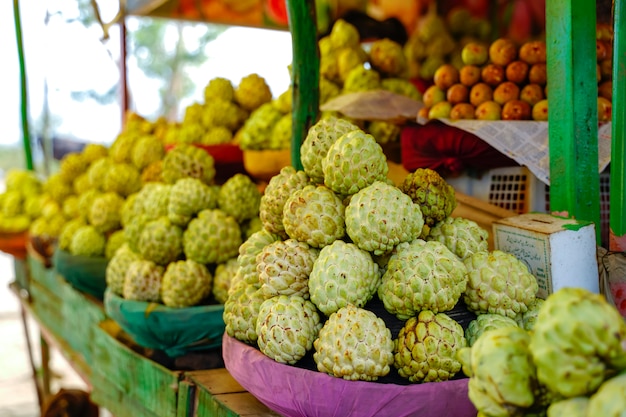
{"left": 493, "top": 213, "right": 599, "bottom": 298}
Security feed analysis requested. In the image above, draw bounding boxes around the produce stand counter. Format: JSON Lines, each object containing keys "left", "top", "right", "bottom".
{"left": 9, "top": 253, "right": 278, "bottom": 417}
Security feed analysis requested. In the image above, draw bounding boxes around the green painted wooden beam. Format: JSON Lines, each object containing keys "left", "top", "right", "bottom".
{"left": 611, "top": 0, "right": 626, "bottom": 248}
{"left": 546, "top": 0, "right": 601, "bottom": 243}
{"left": 13, "top": 0, "right": 34, "bottom": 171}
{"left": 286, "top": 0, "right": 319, "bottom": 171}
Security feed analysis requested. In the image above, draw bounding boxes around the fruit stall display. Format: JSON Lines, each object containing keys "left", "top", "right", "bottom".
{"left": 6, "top": 1, "right": 626, "bottom": 416}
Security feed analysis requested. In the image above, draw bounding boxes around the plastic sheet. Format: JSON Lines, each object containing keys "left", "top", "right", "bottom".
{"left": 104, "top": 289, "right": 225, "bottom": 357}
{"left": 223, "top": 333, "right": 477, "bottom": 417}
{"left": 53, "top": 248, "right": 108, "bottom": 300}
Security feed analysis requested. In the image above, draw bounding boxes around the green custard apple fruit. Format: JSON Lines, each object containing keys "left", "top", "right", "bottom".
{"left": 138, "top": 216, "right": 183, "bottom": 266}
{"left": 183, "top": 209, "right": 242, "bottom": 265}
{"left": 161, "top": 259, "right": 213, "bottom": 308}
{"left": 123, "top": 259, "right": 164, "bottom": 302}
{"left": 399, "top": 168, "right": 457, "bottom": 227}
{"left": 106, "top": 243, "right": 142, "bottom": 295}
{"left": 217, "top": 174, "right": 261, "bottom": 223}
{"left": 69, "top": 225, "right": 106, "bottom": 257}
{"left": 427, "top": 216, "right": 489, "bottom": 261}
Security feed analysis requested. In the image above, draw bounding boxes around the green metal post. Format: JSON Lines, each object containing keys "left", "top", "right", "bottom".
{"left": 13, "top": 0, "right": 34, "bottom": 171}
{"left": 546, "top": 0, "right": 601, "bottom": 243}
{"left": 610, "top": 0, "right": 626, "bottom": 250}
{"left": 286, "top": 0, "right": 319, "bottom": 171}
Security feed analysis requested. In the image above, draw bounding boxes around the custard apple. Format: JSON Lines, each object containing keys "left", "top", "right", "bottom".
{"left": 256, "top": 295, "right": 322, "bottom": 364}
{"left": 313, "top": 304, "right": 394, "bottom": 381}
{"left": 399, "top": 168, "right": 457, "bottom": 227}
{"left": 529, "top": 287, "right": 626, "bottom": 398}
{"left": 282, "top": 184, "right": 345, "bottom": 248}
{"left": 123, "top": 259, "right": 164, "bottom": 302}
{"left": 586, "top": 372, "right": 626, "bottom": 417}
{"left": 240, "top": 216, "right": 263, "bottom": 240}
{"left": 202, "top": 98, "right": 246, "bottom": 132}
{"left": 378, "top": 239, "right": 467, "bottom": 319}
{"left": 223, "top": 280, "right": 266, "bottom": 344}
{"left": 367, "top": 120, "right": 402, "bottom": 145}
{"left": 106, "top": 244, "right": 141, "bottom": 295}
{"left": 322, "top": 130, "right": 389, "bottom": 196}
{"left": 81, "top": 143, "right": 108, "bottom": 164}
{"left": 138, "top": 216, "right": 183, "bottom": 266}
{"left": 58, "top": 218, "right": 87, "bottom": 251}
{"left": 141, "top": 183, "right": 172, "bottom": 220}
{"left": 458, "top": 326, "right": 537, "bottom": 417}
{"left": 86, "top": 158, "right": 112, "bottom": 191}
{"left": 257, "top": 239, "right": 319, "bottom": 299}
{"left": 394, "top": 310, "right": 467, "bottom": 382}
{"left": 88, "top": 192, "right": 125, "bottom": 233}
{"left": 103, "top": 162, "right": 142, "bottom": 197}
{"left": 201, "top": 126, "right": 233, "bottom": 146}
{"left": 62, "top": 195, "right": 80, "bottom": 219}
{"left": 105, "top": 229, "right": 126, "bottom": 260}
{"left": 161, "top": 259, "right": 213, "bottom": 308}
{"left": 259, "top": 166, "right": 311, "bottom": 238}
{"left": 204, "top": 77, "right": 234, "bottom": 102}
{"left": 236, "top": 229, "right": 282, "bottom": 287}
{"left": 131, "top": 135, "right": 164, "bottom": 171}
{"left": 162, "top": 144, "right": 216, "bottom": 185}
{"left": 124, "top": 213, "right": 151, "bottom": 253}
{"left": 44, "top": 173, "right": 73, "bottom": 203}
{"left": 300, "top": 116, "right": 360, "bottom": 184}
{"left": 427, "top": 216, "right": 488, "bottom": 260}
{"left": 213, "top": 258, "right": 238, "bottom": 304}
{"left": 547, "top": 397, "right": 589, "bottom": 417}
{"left": 234, "top": 73, "right": 272, "bottom": 112}
{"left": 120, "top": 193, "right": 141, "bottom": 227}
{"left": 463, "top": 250, "right": 538, "bottom": 319}
{"left": 217, "top": 174, "right": 261, "bottom": 223}
{"left": 168, "top": 177, "right": 216, "bottom": 226}
{"left": 69, "top": 225, "right": 106, "bottom": 257}
{"left": 465, "top": 313, "right": 519, "bottom": 347}
{"left": 345, "top": 181, "right": 424, "bottom": 255}
{"left": 309, "top": 240, "right": 380, "bottom": 316}
{"left": 515, "top": 298, "right": 544, "bottom": 331}
{"left": 343, "top": 66, "right": 381, "bottom": 93}
{"left": 58, "top": 152, "right": 88, "bottom": 183}
{"left": 109, "top": 132, "right": 136, "bottom": 163}
{"left": 183, "top": 209, "right": 242, "bottom": 265}
{"left": 329, "top": 19, "right": 360, "bottom": 49}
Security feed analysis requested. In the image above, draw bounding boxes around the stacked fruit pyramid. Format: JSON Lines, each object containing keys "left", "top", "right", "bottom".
{"left": 420, "top": 23, "right": 614, "bottom": 121}
{"left": 221, "top": 115, "right": 626, "bottom": 414}
{"left": 0, "top": 169, "right": 44, "bottom": 235}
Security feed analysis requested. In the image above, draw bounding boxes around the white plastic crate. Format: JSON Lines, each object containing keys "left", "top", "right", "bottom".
{"left": 446, "top": 166, "right": 611, "bottom": 246}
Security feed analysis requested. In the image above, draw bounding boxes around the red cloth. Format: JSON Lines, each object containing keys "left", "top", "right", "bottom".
{"left": 401, "top": 120, "right": 518, "bottom": 176}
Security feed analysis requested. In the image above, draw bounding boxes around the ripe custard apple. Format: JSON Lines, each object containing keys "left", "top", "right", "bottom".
{"left": 69, "top": 225, "right": 106, "bottom": 257}
{"left": 58, "top": 152, "right": 88, "bottom": 183}
{"left": 259, "top": 166, "right": 311, "bottom": 238}
{"left": 465, "top": 313, "right": 519, "bottom": 347}
{"left": 427, "top": 217, "right": 488, "bottom": 261}
{"left": 131, "top": 135, "right": 164, "bottom": 171}
{"left": 282, "top": 184, "right": 346, "bottom": 248}
{"left": 142, "top": 183, "right": 173, "bottom": 220}
{"left": 183, "top": 209, "right": 242, "bottom": 265}
{"left": 322, "top": 129, "right": 389, "bottom": 196}
{"left": 44, "top": 173, "right": 73, "bottom": 204}
{"left": 213, "top": 258, "right": 238, "bottom": 304}
{"left": 399, "top": 168, "right": 457, "bottom": 227}
{"left": 463, "top": 250, "right": 538, "bottom": 319}
{"left": 87, "top": 158, "right": 113, "bottom": 191}
{"left": 109, "top": 132, "right": 135, "bottom": 163}
{"left": 269, "top": 113, "right": 292, "bottom": 151}
{"left": 62, "top": 195, "right": 80, "bottom": 219}
{"left": 106, "top": 243, "right": 141, "bottom": 295}
{"left": 81, "top": 143, "right": 108, "bottom": 164}
{"left": 123, "top": 259, "right": 164, "bottom": 302}
{"left": 300, "top": 116, "right": 360, "bottom": 184}
{"left": 124, "top": 213, "right": 151, "bottom": 253}
{"left": 138, "top": 216, "right": 183, "bottom": 266}
{"left": 257, "top": 239, "right": 319, "bottom": 299}
{"left": 105, "top": 229, "right": 126, "bottom": 260}
{"left": 515, "top": 298, "right": 544, "bottom": 331}
{"left": 58, "top": 218, "right": 87, "bottom": 252}
{"left": 343, "top": 66, "right": 381, "bottom": 93}
{"left": 103, "top": 162, "right": 142, "bottom": 197}
{"left": 236, "top": 229, "right": 282, "bottom": 287}
{"left": 586, "top": 372, "right": 626, "bottom": 417}
{"left": 202, "top": 98, "right": 246, "bottom": 131}
{"left": 234, "top": 73, "right": 272, "bottom": 112}
{"left": 240, "top": 216, "right": 263, "bottom": 240}
{"left": 329, "top": 19, "right": 360, "bottom": 49}
{"left": 313, "top": 304, "right": 394, "bottom": 381}
{"left": 529, "top": 287, "right": 626, "bottom": 398}
{"left": 458, "top": 326, "right": 537, "bottom": 417}
{"left": 309, "top": 240, "right": 380, "bottom": 316}
{"left": 547, "top": 397, "right": 589, "bottom": 417}
{"left": 141, "top": 160, "right": 163, "bottom": 183}
{"left": 237, "top": 103, "right": 283, "bottom": 150}
{"left": 378, "top": 239, "right": 468, "bottom": 319}
{"left": 167, "top": 177, "right": 217, "bottom": 226}
{"left": 71, "top": 172, "right": 91, "bottom": 195}
{"left": 394, "top": 310, "right": 467, "bottom": 382}
{"left": 217, "top": 174, "right": 261, "bottom": 223}
{"left": 161, "top": 259, "right": 213, "bottom": 308}
{"left": 88, "top": 192, "right": 125, "bottom": 233}
{"left": 204, "top": 76, "right": 234, "bottom": 102}
{"left": 256, "top": 295, "right": 322, "bottom": 364}
{"left": 345, "top": 181, "right": 424, "bottom": 255}
{"left": 223, "top": 280, "right": 266, "bottom": 344}
{"left": 162, "top": 144, "right": 216, "bottom": 185}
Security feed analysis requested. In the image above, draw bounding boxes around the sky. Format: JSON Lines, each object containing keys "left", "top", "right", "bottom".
{"left": 1, "top": 2, "right": 293, "bottom": 148}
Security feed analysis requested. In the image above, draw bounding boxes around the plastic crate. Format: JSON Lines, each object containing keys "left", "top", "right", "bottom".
{"left": 447, "top": 166, "right": 611, "bottom": 247}
{"left": 446, "top": 166, "right": 547, "bottom": 214}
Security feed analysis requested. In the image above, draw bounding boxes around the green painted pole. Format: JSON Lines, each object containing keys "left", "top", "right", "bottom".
{"left": 13, "top": 0, "right": 34, "bottom": 171}
{"left": 286, "top": 0, "right": 319, "bottom": 171}
{"left": 610, "top": 0, "right": 626, "bottom": 250}
{"left": 546, "top": 0, "right": 601, "bottom": 243}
